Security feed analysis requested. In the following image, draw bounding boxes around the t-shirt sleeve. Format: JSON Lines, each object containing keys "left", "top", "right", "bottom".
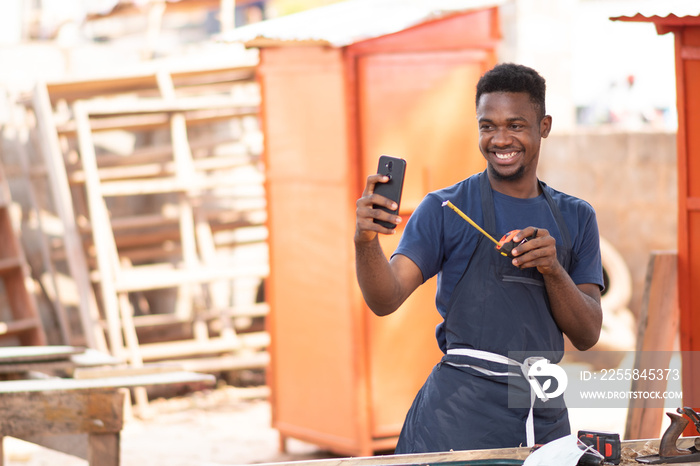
{"left": 570, "top": 203, "right": 605, "bottom": 291}
{"left": 391, "top": 193, "right": 444, "bottom": 284}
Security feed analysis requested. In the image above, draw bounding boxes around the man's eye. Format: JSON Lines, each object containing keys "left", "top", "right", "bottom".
{"left": 510, "top": 124, "right": 524, "bottom": 130}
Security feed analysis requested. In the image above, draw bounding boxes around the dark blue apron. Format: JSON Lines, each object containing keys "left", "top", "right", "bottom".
{"left": 395, "top": 172, "right": 574, "bottom": 454}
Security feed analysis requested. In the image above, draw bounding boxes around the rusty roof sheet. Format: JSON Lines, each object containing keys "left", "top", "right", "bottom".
{"left": 218, "top": 0, "right": 504, "bottom": 48}
{"left": 609, "top": 1, "right": 700, "bottom": 23}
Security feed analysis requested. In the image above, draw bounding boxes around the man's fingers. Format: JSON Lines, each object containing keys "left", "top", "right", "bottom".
{"left": 355, "top": 174, "right": 400, "bottom": 242}
{"left": 514, "top": 226, "right": 543, "bottom": 243}
{"left": 357, "top": 193, "right": 398, "bottom": 212}
{"left": 356, "top": 196, "right": 401, "bottom": 233}
{"left": 366, "top": 206, "right": 402, "bottom": 227}
{"left": 357, "top": 216, "right": 399, "bottom": 235}
{"left": 512, "top": 232, "right": 557, "bottom": 269}
{"left": 363, "top": 174, "right": 390, "bottom": 196}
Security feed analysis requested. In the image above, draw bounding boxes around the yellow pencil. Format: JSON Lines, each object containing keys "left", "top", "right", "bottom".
{"left": 442, "top": 200, "right": 503, "bottom": 247}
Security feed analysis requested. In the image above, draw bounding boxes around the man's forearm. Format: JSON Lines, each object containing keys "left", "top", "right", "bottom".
{"left": 354, "top": 236, "right": 404, "bottom": 316}
{"left": 543, "top": 265, "right": 602, "bottom": 351}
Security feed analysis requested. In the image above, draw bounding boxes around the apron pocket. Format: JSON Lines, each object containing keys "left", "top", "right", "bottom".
{"left": 502, "top": 275, "right": 544, "bottom": 287}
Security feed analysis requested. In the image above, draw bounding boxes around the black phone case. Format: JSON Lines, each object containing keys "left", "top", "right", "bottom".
{"left": 373, "top": 155, "right": 406, "bottom": 229}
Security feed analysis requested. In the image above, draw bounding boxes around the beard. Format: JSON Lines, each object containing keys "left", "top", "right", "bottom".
{"left": 488, "top": 162, "right": 525, "bottom": 182}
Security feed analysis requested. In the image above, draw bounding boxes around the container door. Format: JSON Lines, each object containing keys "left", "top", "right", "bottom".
{"left": 677, "top": 27, "right": 700, "bottom": 423}
{"left": 357, "top": 50, "right": 489, "bottom": 438}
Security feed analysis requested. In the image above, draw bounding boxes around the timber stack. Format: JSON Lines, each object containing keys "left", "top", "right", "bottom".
{"left": 0, "top": 59, "right": 270, "bottom": 386}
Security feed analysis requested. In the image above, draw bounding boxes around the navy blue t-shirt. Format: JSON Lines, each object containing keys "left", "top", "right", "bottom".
{"left": 392, "top": 172, "right": 604, "bottom": 319}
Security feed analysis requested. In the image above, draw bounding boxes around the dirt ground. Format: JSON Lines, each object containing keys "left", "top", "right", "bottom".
{"left": 2, "top": 385, "right": 332, "bottom": 466}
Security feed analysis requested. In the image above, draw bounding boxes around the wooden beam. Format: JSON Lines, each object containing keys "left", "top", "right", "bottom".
{"left": 138, "top": 333, "right": 268, "bottom": 361}
{"left": 79, "top": 95, "right": 253, "bottom": 115}
{"left": 68, "top": 154, "right": 255, "bottom": 184}
{"left": 0, "top": 389, "right": 124, "bottom": 435}
{"left": 177, "top": 351, "right": 269, "bottom": 373}
{"left": 107, "top": 263, "right": 268, "bottom": 293}
{"left": 0, "top": 346, "right": 84, "bottom": 364}
{"left": 0, "top": 371, "right": 215, "bottom": 393}
{"left": 624, "top": 251, "right": 679, "bottom": 440}
{"left": 0, "top": 318, "right": 45, "bottom": 338}
{"left": 73, "top": 100, "right": 125, "bottom": 358}
{"left": 57, "top": 106, "right": 257, "bottom": 134}
{"left": 127, "top": 302, "right": 268, "bottom": 328}
{"left": 31, "top": 83, "right": 107, "bottom": 351}
{"left": 44, "top": 65, "right": 255, "bottom": 104}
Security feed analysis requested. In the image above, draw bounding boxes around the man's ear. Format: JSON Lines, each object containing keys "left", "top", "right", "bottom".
{"left": 540, "top": 115, "right": 552, "bottom": 138}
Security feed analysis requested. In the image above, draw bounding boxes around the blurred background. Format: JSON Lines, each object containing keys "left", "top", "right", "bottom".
{"left": 0, "top": 0, "right": 688, "bottom": 463}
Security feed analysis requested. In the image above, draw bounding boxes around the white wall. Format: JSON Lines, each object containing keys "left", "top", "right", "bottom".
{"left": 498, "top": 0, "right": 677, "bottom": 132}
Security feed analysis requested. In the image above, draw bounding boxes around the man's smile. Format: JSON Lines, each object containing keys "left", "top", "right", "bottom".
{"left": 491, "top": 150, "right": 522, "bottom": 162}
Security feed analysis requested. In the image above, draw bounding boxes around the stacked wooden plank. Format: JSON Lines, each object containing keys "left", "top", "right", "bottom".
{"left": 19, "top": 63, "right": 269, "bottom": 379}
{"left": 0, "top": 162, "right": 47, "bottom": 347}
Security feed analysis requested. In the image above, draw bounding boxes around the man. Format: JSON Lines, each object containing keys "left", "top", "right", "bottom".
{"left": 354, "top": 63, "right": 604, "bottom": 453}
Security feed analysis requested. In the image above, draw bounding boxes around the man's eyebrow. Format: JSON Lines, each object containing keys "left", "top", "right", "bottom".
{"left": 477, "top": 116, "right": 527, "bottom": 123}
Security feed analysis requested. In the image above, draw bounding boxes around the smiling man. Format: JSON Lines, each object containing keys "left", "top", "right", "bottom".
{"left": 354, "top": 63, "right": 604, "bottom": 453}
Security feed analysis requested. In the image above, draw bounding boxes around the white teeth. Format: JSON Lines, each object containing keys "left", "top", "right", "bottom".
{"left": 495, "top": 152, "right": 517, "bottom": 160}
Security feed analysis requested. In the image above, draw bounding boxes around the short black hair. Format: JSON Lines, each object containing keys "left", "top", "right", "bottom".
{"left": 475, "top": 63, "right": 546, "bottom": 119}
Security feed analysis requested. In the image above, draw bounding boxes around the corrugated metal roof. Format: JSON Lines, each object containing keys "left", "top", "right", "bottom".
{"left": 218, "top": 0, "right": 504, "bottom": 48}
{"left": 609, "top": 1, "right": 700, "bottom": 23}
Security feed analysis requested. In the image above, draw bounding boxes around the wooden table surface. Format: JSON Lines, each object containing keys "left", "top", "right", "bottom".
{"left": 0, "top": 346, "right": 216, "bottom": 466}
{"left": 0, "top": 346, "right": 121, "bottom": 377}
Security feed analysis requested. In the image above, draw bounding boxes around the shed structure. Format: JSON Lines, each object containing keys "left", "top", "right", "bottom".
{"left": 224, "top": 0, "right": 502, "bottom": 456}
{"left": 611, "top": 5, "right": 700, "bottom": 436}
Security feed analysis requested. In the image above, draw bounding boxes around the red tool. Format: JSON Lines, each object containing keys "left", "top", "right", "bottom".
{"left": 577, "top": 430, "right": 621, "bottom": 464}
{"left": 496, "top": 230, "right": 537, "bottom": 258}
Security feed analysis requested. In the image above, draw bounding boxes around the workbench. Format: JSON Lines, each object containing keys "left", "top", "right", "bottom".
{"left": 244, "top": 438, "right": 700, "bottom": 466}
{"left": 0, "top": 346, "right": 215, "bottom": 466}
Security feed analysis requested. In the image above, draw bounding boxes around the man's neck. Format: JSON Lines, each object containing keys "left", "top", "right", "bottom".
{"left": 487, "top": 173, "right": 541, "bottom": 199}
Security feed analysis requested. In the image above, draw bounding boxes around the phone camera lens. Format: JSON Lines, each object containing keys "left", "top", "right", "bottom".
{"left": 386, "top": 161, "right": 393, "bottom": 171}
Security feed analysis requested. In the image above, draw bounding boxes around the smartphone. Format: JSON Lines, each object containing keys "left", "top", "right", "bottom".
{"left": 372, "top": 155, "right": 406, "bottom": 229}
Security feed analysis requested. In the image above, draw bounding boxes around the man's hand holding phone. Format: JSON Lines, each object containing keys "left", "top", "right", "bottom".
{"left": 355, "top": 155, "right": 406, "bottom": 241}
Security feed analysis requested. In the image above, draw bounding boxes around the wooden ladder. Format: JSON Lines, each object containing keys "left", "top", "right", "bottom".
{"left": 26, "top": 65, "right": 269, "bottom": 393}
{"left": 27, "top": 62, "right": 262, "bottom": 352}
{"left": 71, "top": 93, "right": 268, "bottom": 370}
{"left": 0, "top": 162, "right": 47, "bottom": 346}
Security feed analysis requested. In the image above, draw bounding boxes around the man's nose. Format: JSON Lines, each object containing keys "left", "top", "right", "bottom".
{"left": 492, "top": 127, "right": 512, "bottom": 146}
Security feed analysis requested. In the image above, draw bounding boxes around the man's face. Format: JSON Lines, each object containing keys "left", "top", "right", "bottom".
{"left": 476, "top": 91, "right": 551, "bottom": 183}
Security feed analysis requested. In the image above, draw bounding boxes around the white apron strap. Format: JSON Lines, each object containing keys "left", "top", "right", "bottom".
{"left": 446, "top": 348, "right": 546, "bottom": 447}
